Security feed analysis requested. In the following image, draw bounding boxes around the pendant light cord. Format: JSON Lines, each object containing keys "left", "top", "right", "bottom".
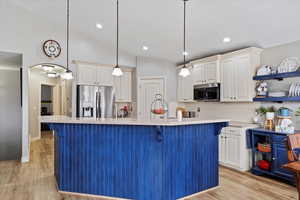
{"left": 66, "top": 0, "right": 70, "bottom": 70}
{"left": 116, "top": 0, "right": 119, "bottom": 67}
{"left": 183, "top": 0, "right": 186, "bottom": 67}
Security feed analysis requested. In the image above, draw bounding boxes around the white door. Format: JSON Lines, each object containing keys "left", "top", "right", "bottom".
{"left": 235, "top": 55, "right": 252, "bottom": 101}
{"left": 138, "top": 77, "right": 165, "bottom": 120}
{"left": 226, "top": 131, "right": 241, "bottom": 168}
{"left": 221, "top": 59, "right": 236, "bottom": 102}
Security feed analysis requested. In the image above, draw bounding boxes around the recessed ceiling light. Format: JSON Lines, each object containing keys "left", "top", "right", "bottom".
{"left": 142, "top": 46, "right": 149, "bottom": 51}
{"left": 96, "top": 23, "right": 103, "bottom": 29}
{"left": 223, "top": 37, "right": 231, "bottom": 43}
{"left": 182, "top": 51, "right": 189, "bottom": 56}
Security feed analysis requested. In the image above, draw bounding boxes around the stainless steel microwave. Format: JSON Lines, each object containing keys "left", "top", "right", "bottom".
{"left": 194, "top": 83, "right": 220, "bottom": 101}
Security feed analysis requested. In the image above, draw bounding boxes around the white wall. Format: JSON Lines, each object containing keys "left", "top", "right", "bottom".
{"left": 0, "top": 1, "right": 136, "bottom": 162}
{"left": 136, "top": 56, "right": 177, "bottom": 102}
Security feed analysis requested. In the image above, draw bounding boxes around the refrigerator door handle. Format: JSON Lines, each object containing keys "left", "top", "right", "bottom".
{"left": 95, "top": 91, "right": 99, "bottom": 118}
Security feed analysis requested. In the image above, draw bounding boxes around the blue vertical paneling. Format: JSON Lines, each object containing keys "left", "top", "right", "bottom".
{"left": 48, "top": 122, "right": 227, "bottom": 200}
{"left": 162, "top": 123, "right": 225, "bottom": 199}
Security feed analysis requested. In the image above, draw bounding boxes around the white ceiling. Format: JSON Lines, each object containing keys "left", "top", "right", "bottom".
{"left": 10, "top": 0, "right": 300, "bottom": 63}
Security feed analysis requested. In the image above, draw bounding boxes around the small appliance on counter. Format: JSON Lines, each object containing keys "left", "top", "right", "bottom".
{"left": 194, "top": 83, "right": 220, "bottom": 102}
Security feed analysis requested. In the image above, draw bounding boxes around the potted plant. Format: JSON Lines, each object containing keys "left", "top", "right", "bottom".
{"left": 254, "top": 106, "right": 277, "bottom": 127}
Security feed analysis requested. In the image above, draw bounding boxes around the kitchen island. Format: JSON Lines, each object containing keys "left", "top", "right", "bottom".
{"left": 41, "top": 116, "right": 229, "bottom": 200}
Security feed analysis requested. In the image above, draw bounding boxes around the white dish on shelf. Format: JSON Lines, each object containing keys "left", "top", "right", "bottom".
{"left": 268, "top": 91, "right": 286, "bottom": 97}
{"left": 289, "top": 83, "right": 295, "bottom": 96}
{"left": 279, "top": 57, "right": 300, "bottom": 73}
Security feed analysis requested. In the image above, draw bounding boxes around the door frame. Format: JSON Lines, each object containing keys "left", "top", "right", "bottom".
{"left": 137, "top": 76, "right": 166, "bottom": 120}
{"left": 37, "top": 82, "right": 60, "bottom": 140}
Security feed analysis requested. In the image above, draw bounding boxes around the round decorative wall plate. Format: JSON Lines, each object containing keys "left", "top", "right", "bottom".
{"left": 43, "top": 40, "right": 61, "bottom": 58}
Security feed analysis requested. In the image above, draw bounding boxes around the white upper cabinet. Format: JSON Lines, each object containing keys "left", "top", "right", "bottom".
{"left": 77, "top": 64, "right": 98, "bottom": 85}
{"left": 191, "top": 55, "right": 221, "bottom": 85}
{"left": 177, "top": 66, "right": 194, "bottom": 102}
{"left": 220, "top": 47, "right": 262, "bottom": 102}
{"left": 96, "top": 66, "right": 113, "bottom": 86}
{"left": 76, "top": 63, "right": 113, "bottom": 86}
{"left": 113, "top": 71, "right": 132, "bottom": 102}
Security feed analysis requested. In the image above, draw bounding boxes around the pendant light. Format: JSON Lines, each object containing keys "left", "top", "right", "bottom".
{"left": 179, "top": 0, "right": 191, "bottom": 78}
{"left": 61, "top": 0, "right": 74, "bottom": 80}
{"left": 112, "top": 0, "right": 123, "bottom": 77}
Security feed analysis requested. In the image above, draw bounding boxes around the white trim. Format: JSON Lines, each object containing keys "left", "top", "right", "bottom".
{"left": 0, "top": 66, "right": 20, "bottom": 71}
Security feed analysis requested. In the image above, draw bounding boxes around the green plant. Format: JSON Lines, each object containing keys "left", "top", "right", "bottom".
{"left": 296, "top": 107, "right": 300, "bottom": 116}
{"left": 256, "top": 106, "right": 277, "bottom": 116}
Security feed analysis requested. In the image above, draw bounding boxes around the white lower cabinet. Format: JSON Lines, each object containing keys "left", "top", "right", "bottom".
{"left": 219, "top": 126, "right": 251, "bottom": 172}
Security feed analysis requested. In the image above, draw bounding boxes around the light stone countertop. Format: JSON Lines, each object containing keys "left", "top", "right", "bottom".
{"left": 40, "top": 115, "right": 230, "bottom": 126}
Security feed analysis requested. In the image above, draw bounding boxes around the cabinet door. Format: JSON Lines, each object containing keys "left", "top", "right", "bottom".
{"left": 219, "top": 131, "right": 227, "bottom": 164}
{"left": 226, "top": 132, "right": 241, "bottom": 168}
{"left": 272, "top": 143, "right": 294, "bottom": 179}
{"left": 205, "top": 62, "right": 219, "bottom": 83}
{"left": 121, "top": 72, "right": 132, "bottom": 102}
{"left": 114, "top": 71, "right": 132, "bottom": 102}
{"left": 193, "top": 64, "right": 206, "bottom": 85}
{"left": 177, "top": 71, "right": 193, "bottom": 102}
{"left": 97, "top": 67, "right": 113, "bottom": 86}
{"left": 77, "top": 65, "right": 97, "bottom": 85}
{"left": 113, "top": 76, "right": 122, "bottom": 101}
{"left": 235, "top": 55, "right": 252, "bottom": 101}
{"left": 220, "top": 59, "right": 236, "bottom": 102}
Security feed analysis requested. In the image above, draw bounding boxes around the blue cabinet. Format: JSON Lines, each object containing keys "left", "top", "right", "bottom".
{"left": 272, "top": 143, "right": 294, "bottom": 180}
{"left": 49, "top": 122, "right": 227, "bottom": 200}
{"left": 249, "top": 128, "right": 294, "bottom": 183}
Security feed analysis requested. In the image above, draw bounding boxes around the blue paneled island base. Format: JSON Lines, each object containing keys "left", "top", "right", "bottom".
{"left": 46, "top": 119, "right": 228, "bottom": 200}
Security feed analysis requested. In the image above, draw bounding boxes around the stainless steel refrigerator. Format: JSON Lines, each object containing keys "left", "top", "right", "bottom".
{"left": 0, "top": 67, "right": 22, "bottom": 161}
{"left": 76, "top": 85, "right": 115, "bottom": 118}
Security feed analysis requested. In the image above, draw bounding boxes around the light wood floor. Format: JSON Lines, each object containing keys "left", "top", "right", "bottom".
{"left": 0, "top": 132, "right": 297, "bottom": 200}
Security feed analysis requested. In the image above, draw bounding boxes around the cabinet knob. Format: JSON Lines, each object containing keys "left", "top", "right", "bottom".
{"left": 272, "top": 157, "right": 276, "bottom": 160}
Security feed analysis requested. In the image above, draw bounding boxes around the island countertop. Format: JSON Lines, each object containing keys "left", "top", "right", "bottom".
{"left": 40, "top": 115, "right": 230, "bottom": 126}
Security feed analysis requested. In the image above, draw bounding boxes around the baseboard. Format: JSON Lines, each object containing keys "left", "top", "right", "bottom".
{"left": 30, "top": 136, "right": 40, "bottom": 142}
{"left": 178, "top": 186, "right": 220, "bottom": 200}
{"left": 58, "top": 190, "right": 130, "bottom": 200}
{"left": 58, "top": 186, "right": 219, "bottom": 200}
{"left": 21, "top": 155, "right": 29, "bottom": 163}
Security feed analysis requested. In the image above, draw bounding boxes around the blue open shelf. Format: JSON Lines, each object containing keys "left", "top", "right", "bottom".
{"left": 253, "top": 71, "right": 300, "bottom": 81}
{"left": 253, "top": 96, "right": 300, "bottom": 102}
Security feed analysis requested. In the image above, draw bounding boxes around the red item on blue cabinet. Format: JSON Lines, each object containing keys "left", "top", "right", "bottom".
{"left": 257, "top": 160, "right": 271, "bottom": 170}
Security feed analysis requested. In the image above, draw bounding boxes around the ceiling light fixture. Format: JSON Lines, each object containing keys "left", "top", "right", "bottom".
{"left": 47, "top": 72, "right": 57, "bottom": 78}
{"left": 42, "top": 65, "right": 54, "bottom": 72}
{"left": 96, "top": 23, "right": 103, "bottom": 29}
{"left": 112, "top": 0, "right": 123, "bottom": 77}
{"left": 142, "top": 46, "right": 149, "bottom": 51}
{"left": 179, "top": 0, "right": 191, "bottom": 78}
{"left": 61, "top": 0, "right": 74, "bottom": 80}
{"left": 182, "top": 51, "right": 188, "bottom": 56}
{"left": 223, "top": 37, "right": 231, "bottom": 43}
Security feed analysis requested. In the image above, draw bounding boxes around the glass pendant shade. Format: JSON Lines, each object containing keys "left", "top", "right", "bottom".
{"left": 112, "top": 66, "right": 123, "bottom": 77}
{"left": 179, "top": 66, "right": 191, "bottom": 77}
{"left": 42, "top": 65, "right": 54, "bottom": 72}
